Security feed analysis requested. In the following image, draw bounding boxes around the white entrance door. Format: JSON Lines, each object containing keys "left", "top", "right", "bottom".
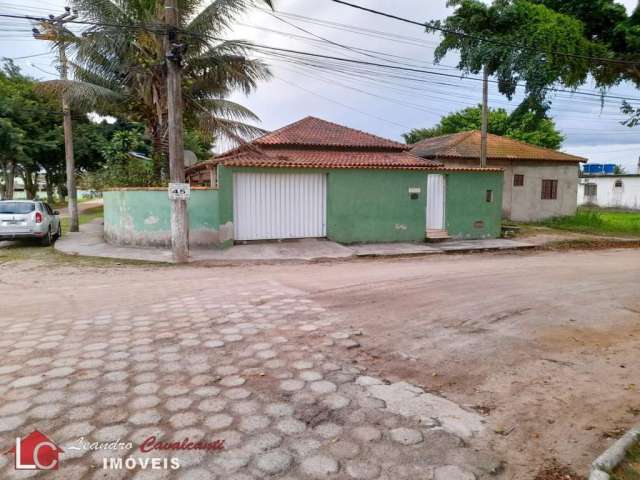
{"left": 233, "top": 172, "right": 327, "bottom": 241}
{"left": 426, "top": 174, "right": 446, "bottom": 231}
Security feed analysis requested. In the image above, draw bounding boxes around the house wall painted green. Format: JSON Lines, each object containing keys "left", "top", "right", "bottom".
{"left": 217, "top": 166, "right": 503, "bottom": 243}
{"left": 446, "top": 172, "right": 504, "bottom": 239}
{"left": 103, "top": 189, "right": 230, "bottom": 247}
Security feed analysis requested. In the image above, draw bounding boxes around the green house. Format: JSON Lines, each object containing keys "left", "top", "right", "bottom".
{"left": 104, "top": 117, "right": 503, "bottom": 248}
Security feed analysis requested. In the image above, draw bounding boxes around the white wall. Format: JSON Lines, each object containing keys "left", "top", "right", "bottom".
{"left": 578, "top": 176, "right": 640, "bottom": 210}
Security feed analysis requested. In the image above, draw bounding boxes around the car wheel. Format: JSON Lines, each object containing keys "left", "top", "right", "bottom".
{"left": 41, "top": 228, "right": 52, "bottom": 246}
{"left": 55, "top": 223, "right": 62, "bottom": 240}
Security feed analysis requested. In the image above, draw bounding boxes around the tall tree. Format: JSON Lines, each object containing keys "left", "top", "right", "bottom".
{"left": 45, "top": 0, "right": 274, "bottom": 181}
{"left": 403, "top": 104, "right": 564, "bottom": 149}
{"left": 427, "top": 0, "right": 638, "bottom": 118}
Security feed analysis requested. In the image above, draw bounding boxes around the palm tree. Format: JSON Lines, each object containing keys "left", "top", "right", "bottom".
{"left": 46, "top": 0, "right": 274, "bottom": 179}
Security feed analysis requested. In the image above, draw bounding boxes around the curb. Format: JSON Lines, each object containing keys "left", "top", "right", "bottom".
{"left": 589, "top": 426, "right": 640, "bottom": 480}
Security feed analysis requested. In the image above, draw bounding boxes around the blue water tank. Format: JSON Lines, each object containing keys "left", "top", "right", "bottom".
{"left": 604, "top": 164, "right": 616, "bottom": 174}
{"left": 583, "top": 164, "right": 604, "bottom": 174}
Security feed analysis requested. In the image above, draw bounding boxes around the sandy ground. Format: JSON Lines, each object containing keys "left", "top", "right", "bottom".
{"left": 1, "top": 247, "right": 639, "bottom": 478}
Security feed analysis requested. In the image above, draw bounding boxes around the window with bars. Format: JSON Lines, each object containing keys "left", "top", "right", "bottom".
{"left": 485, "top": 190, "right": 494, "bottom": 203}
{"left": 541, "top": 179, "right": 558, "bottom": 200}
{"left": 513, "top": 174, "right": 524, "bottom": 187}
{"left": 584, "top": 183, "right": 597, "bottom": 197}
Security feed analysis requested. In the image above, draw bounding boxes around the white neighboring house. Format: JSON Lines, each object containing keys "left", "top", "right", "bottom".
{"left": 578, "top": 174, "right": 640, "bottom": 210}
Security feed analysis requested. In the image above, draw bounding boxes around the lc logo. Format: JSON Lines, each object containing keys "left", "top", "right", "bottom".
{"left": 6, "top": 431, "right": 63, "bottom": 470}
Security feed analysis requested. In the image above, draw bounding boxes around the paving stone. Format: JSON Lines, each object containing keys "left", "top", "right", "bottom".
{"left": 199, "top": 398, "right": 228, "bottom": 413}
{"left": 244, "top": 432, "right": 283, "bottom": 453}
{"left": 351, "top": 426, "right": 382, "bottom": 442}
{"left": 300, "top": 455, "right": 340, "bottom": 477}
{"left": 309, "top": 380, "right": 338, "bottom": 394}
{"left": 292, "top": 361, "right": 314, "bottom": 370}
{"left": 346, "top": 461, "right": 382, "bottom": 479}
{"left": 212, "top": 449, "right": 251, "bottom": 472}
{"left": 224, "top": 388, "right": 251, "bottom": 400}
{"left": 129, "top": 410, "right": 162, "bottom": 426}
{"left": 169, "top": 412, "right": 199, "bottom": 428}
{"left": 239, "top": 415, "right": 270, "bottom": 433}
{"left": 280, "top": 379, "right": 305, "bottom": 392}
{"left": 219, "top": 376, "right": 246, "bottom": 387}
{"left": 255, "top": 448, "right": 293, "bottom": 474}
{"left": 205, "top": 414, "right": 234, "bottom": 430}
{"left": 434, "top": 465, "right": 476, "bottom": 480}
{"left": 322, "top": 393, "right": 351, "bottom": 410}
{"left": 389, "top": 428, "right": 423, "bottom": 446}
{"left": 231, "top": 400, "right": 260, "bottom": 415}
{"left": 313, "top": 422, "right": 343, "bottom": 439}
{"left": 289, "top": 437, "right": 321, "bottom": 457}
{"left": 356, "top": 376, "right": 384, "bottom": 386}
{"left": 166, "top": 396, "right": 193, "bottom": 412}
{"left": 299, "top": 370, "right": 324, "bottom": 381}
{"left": 328, "top": 440, "right": 361, "bottom": 459}
{"left": 276, "top": 417, "right": 307, "bottom": 435}
{"left": 265, "top": 403, "right": 294, "bottom": 417}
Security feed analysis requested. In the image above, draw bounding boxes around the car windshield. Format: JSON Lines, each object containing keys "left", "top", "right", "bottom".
{"left": 0, "top": 202, "right": 35, "bottom": 214}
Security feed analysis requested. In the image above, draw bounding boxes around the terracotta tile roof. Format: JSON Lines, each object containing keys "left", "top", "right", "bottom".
{"left": 219, "top": 148, "right": 439, "bottom": 169}
{"left": 186, "top": 118, "right": 503, "bottom": 174}
{"left": 253, "top": 116, "right": 409, "bottom": 150}
{"left": 188, "top": 148, "right": 502, "bottom": 172}
{"left": 411, "top": 131, "right": 587, "bottom": 163}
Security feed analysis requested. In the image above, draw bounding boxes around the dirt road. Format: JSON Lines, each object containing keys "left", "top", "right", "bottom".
{"left": 1, "top": 248, "right": 638, "bottom": 478}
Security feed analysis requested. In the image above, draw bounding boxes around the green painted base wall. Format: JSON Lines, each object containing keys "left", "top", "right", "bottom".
{"left": 103, "top": 189, "right": 229, "bottom": 247}
{"left": 446, "top": 172, "right": 503, "bottom": 239}
{"left": 218, "top": 166, "right": 503, "bottom": 245}
{"left": 327, "top": 169, "right": 426, "bottom": 243}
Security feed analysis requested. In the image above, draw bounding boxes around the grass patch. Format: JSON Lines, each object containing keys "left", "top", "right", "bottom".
{"left": 540, "top": 208, "right": 640, "bottom": 237}
{"left": 612, "top": 440, "right": 640, "bottom": 480}
{"left": 60, "top": 205, "right": 104, "bottom": 233}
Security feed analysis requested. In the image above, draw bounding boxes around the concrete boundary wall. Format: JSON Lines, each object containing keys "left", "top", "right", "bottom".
{"left": 103, "top": 189, "right": 231, "bottom": 248}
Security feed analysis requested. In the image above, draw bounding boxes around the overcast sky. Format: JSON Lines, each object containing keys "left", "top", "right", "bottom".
{"left": 1, "top": 0, "right": 639, "bottom": 171}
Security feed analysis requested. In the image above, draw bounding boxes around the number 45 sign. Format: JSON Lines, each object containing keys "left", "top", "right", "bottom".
{"left": 168, "top": 183, "right": 191, "bottom": 201}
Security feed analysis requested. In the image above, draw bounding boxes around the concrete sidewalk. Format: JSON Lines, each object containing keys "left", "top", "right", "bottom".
{"left": 55, "top": 219, "right": 535, "bottom": 264}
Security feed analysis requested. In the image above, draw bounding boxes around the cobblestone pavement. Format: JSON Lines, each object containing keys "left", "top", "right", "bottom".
{"left": 0, "top": 280, "right": 499, "bottom": 479}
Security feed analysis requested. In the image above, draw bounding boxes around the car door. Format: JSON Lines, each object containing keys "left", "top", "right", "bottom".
{"left": 43, "top": 203, "right": 58, "bottom": 233}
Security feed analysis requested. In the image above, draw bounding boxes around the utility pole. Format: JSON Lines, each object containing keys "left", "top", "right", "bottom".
{"left": 165, "top": 0, "right": 189, "bottom": 262}
{"left": 34, "top": 7, "right": 79, "bottom": 232}
{"left": 480, "top": 66, "right": 489, "bottom": 168}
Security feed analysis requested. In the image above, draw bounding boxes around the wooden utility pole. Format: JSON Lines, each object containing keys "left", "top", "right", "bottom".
{"left": 164, "top": 0, "right": 189, "bottom": 262}
{"left": 34, "top": 8, "right": 79, "bottom": 231}
{"left": 480, "top": 66, "right": 489, "bottom": 168}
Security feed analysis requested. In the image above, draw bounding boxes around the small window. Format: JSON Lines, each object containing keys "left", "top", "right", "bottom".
{"left": 486, "top": 190, "right": 494, "bottom": 203}
{"left": 615, "top": 179, "right": 623, "bottom": 188}
{"left": 541, "top": 179, "right": 558, "bottom": 200}
{"left": 513, "top": 174, "right": 524, "bottom": 187}
{"left": 584, "top": 183, "right": 597, "bottom": 197}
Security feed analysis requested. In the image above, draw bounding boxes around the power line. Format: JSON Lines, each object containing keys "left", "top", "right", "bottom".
{"left": 3, "top": 11, "right": 640, "bottom": 104}
{"left": 330, "top": 0, "right": 640, "bottom": 67}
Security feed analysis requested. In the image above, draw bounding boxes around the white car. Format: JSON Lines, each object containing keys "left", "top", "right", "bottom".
{"left": 0, "top": 200, "right": 62, "bottom": 245}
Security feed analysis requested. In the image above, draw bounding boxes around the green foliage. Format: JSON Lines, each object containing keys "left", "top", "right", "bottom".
{"left": 184, "top": 129, "right": 213, "bottom": 160}
{"left": 428, "top": 0, "right": 640, "bottom": 124}
{"left": 542, "top": 208, "right": 640, "bottom": 237}
{"left": 81, "top": 129, "right": 156, "bottom": 189}
{"left": 403, "top": 104, "right": 564, "bottom": 149}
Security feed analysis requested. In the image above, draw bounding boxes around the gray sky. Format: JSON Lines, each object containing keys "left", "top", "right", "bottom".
{"left": 2, "top": 0, "right": 640, "bottom": 171}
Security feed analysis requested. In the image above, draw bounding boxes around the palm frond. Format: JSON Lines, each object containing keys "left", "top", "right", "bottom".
{"left": 36, "top": 79, "right": 123, "bottom": 111}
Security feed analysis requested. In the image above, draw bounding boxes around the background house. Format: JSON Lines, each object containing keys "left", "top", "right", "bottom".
{"left": 411, "top": 131, "right": 587, "bottom": 222}
{"left": 579, "top": 163, "right": 640, "bottom": 209}
{"left": 104, "top": 117, "right": 505, "bottom": 249}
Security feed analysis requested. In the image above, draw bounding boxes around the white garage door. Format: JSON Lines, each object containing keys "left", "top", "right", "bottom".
{"left": 233, "top": 172, "right": 327, "bottom": 241}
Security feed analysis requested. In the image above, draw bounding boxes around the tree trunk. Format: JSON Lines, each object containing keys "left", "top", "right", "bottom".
{"left": 23, "top": 168, "right": 37, "bottom": 199}
{"left": 45, "top": 170, "right": 55, "bottom": 204}
{"left": 4, "top": 160, "right": 15, "bottom": 200}
{"left": 150, "top": 119, "right": 169, "bottom": 183}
